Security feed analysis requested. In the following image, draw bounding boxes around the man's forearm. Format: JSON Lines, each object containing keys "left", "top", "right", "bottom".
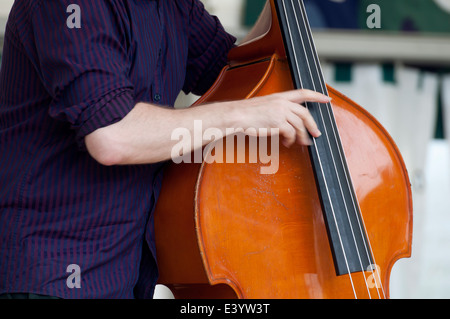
{"left": 85, "top": 100, "right": 240, "bottom": 166}
{"left": 85, "top": 89, "right": 330, "bottom": 166}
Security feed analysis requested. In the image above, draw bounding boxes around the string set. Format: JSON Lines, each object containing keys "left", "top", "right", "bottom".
{"left": 278, "top": 0, "right": 386, "bottom": 299}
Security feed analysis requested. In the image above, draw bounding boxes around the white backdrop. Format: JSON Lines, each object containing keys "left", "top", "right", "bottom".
{"left": 0, "top": 0, "right": 13, "bottom": 14}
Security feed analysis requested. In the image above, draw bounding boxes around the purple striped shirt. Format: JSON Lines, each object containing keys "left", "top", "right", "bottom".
{"left": 0, "top": 0, "right": 235, "bottom": 299}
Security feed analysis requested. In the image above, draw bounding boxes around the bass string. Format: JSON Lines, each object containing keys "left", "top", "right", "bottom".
{"left": 292, "top": 0, "right": 378, "bottom": 298}
{"left": 278, "top": 0, "right": 357, "bottom": 298}
{"left": 281, "top": 0, "right": 385, "bottom": 298}
{"left": 295, "top": 0, "right": 386, "bottom": 299}
{"left": 294, "top": 0, "right": 386, "bottom": 299}
{"left": 289, "top": 1, "right": 370, "bottom": 281}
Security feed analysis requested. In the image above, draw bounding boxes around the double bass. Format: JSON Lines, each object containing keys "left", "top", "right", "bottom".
{"left": 154, "top": 0, "right": 413, "bottom": 299}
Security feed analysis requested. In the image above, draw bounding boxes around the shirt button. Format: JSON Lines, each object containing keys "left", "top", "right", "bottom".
{"left": 154, "top": 94, "right": 161, "bottom": 102}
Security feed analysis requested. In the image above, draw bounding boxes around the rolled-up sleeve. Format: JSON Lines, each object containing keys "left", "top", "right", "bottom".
{"left": 183, "top": 0, "right": 236, "bottom": 96}
{"left": 31, "top": 0, "right": 135, "bottom": 149}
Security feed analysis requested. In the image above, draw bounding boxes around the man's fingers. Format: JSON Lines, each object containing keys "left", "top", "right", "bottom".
{"left": 242, "top": 89, "right": 328, "bottom": 145}
{"left": 279, "top": 123, "right": 297, "bottom": 148}
{"left": 288, "top": 103, "right": 322, "bottom": 138}
{"left": 286, "top": 113, "right": 312, "bottom": 146}
{"left": 277, "top": 89, "right": 331, "bottom": 105}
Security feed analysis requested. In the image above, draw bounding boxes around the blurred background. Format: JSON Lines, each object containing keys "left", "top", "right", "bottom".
{"left": 1, "top": 0, "right": 450, "bottom": 299}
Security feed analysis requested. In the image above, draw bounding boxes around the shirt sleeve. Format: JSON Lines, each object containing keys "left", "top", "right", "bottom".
{"left": 31, "top": 0, "right": 135, "bottom": 149}
{"left": 182, "top": 0, "right": 237, "bottom": 96}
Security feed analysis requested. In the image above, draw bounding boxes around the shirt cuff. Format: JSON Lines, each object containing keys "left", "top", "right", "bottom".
{"left": 76, "top": 89, "right": 135, "bottom": 150}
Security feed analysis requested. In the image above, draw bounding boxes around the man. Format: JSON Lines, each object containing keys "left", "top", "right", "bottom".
{"left": 0, "top": 0, "right": 329, "bottom": 299}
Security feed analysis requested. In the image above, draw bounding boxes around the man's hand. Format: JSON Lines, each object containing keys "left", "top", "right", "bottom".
{"left": 228, "top": 89, "right": 329, "bottom": 147}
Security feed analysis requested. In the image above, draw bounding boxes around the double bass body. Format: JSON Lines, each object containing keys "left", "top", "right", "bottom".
{"left": 154, "top": 0, "right": 413, "bottom": 299}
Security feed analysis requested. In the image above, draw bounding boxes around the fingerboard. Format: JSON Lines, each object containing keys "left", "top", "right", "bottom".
{"left": 274, "top": 0, "right": 374, "bottom": 276}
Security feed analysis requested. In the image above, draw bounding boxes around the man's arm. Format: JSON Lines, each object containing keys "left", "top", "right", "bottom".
{"left": 85, "top": 89, "right": 330, "bottom": 166}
